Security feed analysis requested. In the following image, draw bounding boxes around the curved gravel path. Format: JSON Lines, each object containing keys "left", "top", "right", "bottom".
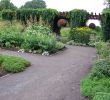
{"left": 0, "top": 46, "right": 96, "bottom": 100}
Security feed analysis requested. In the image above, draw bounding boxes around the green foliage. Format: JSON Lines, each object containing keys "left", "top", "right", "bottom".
{"left": 2, "top": 55, "right": 30, "bottom": 73}
{"left": 69, "top": 9, "right": 89, "bottom": 28}
{"left": 0, "top": 24, "right": 62, "bottom": 53}
{"left": 89, "top": 59, "right": 110, "bottom": 79}
{"left": 2, "top": 10, "right": 15, "bottom": 21}
{"left": 22, "top": 33, "right": 56, "bottom": 52}
{"left": 68, "top": 27, "right": 97, "bottom": 45}
{"left": 61, "top": 27, "right": 70, "bottom": 37}
{"left": 101, "top": 8, "right": 110, "bottom": 41}
{"left": 81, "top": 77, "right": 110, "bottom": 98}
{"left": 16, "top": 8, "right": 58, "bottom": 26}
{"left": 0, "top": 0, "right": 17, "bottom": 11}
{"left": 21, "top": 0, "right": 46, "bottom": 9}
{"left": 55, "top": 42, "right": 65, "bottom": 50}
{"left": 80, "top": 60, "right": 110, "bottom": 99}
{"left": 41, "top": 9, "right": 58, "bottom": 26}
{"left": 0, "top": 31, "right": 24, "bottom": 48}
{"left": 95, "top": 42, "right": 109, "bottom": 59}
{"left": 25, "top": 24, "right": 52, "bottom": 35}
{"left": 93, "top": 92, "right": 110, "bottom": 100}
{"left": 94, "top": 26, "right": 102, "bottom": 32}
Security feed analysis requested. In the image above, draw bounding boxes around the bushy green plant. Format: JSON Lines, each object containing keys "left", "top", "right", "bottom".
{"left": 95, "top": 42, "right": 109, "bottom": 59}
{"left": 0, "top": 31, "right": 24, "bottom": 48}
{"left": 2, "top": 55, "right": 30, "bottom": 73}
{"left": 25, "top": 24, "right": 52, "bottom": 35}
{"left": 22, "top": 33, "right": 56, "bottom": 52}
{"left": 95, "top": 26, "right": 102, "bottom": 32}
{"left": 81, "top": 59, "right": 110, "bottom": 100}
{"left": 81, "top": 78, "right": 110, "bottom": 98}
{"left": 55, "top": 42, "right": 65, "bottom": 50}
{"left": 0, "top": 23, "right": 64, "bottom": 53}
{"left": 93, "top": 92, "right": 110, "bottom": 100}
{"left": 69, "top": 27, "right": 97, "bottom": 45}
{"left": 61, "top": 27, "right": 70, "bottom": 37}
{"left": 89, "top": 59, "right": 110, "bottom": 79}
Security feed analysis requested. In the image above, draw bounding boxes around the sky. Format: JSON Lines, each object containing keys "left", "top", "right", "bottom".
{"left": 11, "top": 0, "right": 106, "bottom": 13}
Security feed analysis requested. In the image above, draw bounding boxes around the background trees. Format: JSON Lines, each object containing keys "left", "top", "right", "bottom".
{"left": 0, "top": 0, "right": 17, "bottom": 11}
{"left": 21, "top": 0, "right": 46, "bottom": 9}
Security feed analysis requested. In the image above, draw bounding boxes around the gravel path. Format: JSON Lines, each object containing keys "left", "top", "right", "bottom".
{"left": 0, "top": 46, "right": 96, "bottom": 100}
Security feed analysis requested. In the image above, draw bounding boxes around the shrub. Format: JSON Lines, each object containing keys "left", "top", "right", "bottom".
{"left": 25, "top": 24, "right": 52, "bottom": 35}
{"left": 55, "top": 42, "right": 65, "bottom": 50}
{"left": 89, "top": 59, "right": 110, "bottom": 79}
{"left": 61, "top": 27, "right": 71, "bottom": 37}
{"left": 81, "top": 59, "right": 110, "bottom": 99}
{"left": 68, "top": 27, "right": 97, "bottom": 45}
{"left": 0, "top": 24, "right": 64, "bottom": 53}
{"left": 89, "top": 23, "right": 96, "bottom": 29}
{"left": 93, "top": 92, "right": 110, "bottom": 100}
{"left": 95, "top": 42, "right": 109, "bottom": 59}
{"left": 81, "top": 78, "right": 110, "bottom": 98}
{"left": 95, "top": 26, "right": 102, "bottom": 32}
{"left": 2, "top": 55, "right": 30, "bottom": 73}
{"left": 0, "top": 31, "right": 24, "bottom": 48}
{"left": 22, "top": 33, "right": 56, "bottom": 52}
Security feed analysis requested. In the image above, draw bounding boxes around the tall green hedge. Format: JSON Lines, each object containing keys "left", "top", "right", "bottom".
{"left": 101, "top": 8, "right": 110, "bottom": 41}
{"left": 2, "top": 8, "right": 58, "bottom": 26}
{"left": 69, "top": 9, "right": 89, "bottom": 28}
{"left": 2, "top": 9, "right": 15, "bottom": 22}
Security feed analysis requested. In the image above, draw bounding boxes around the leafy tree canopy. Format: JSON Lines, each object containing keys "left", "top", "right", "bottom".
{"left": 21, "top": 0, "right": 46, "bottom": 9}
{"left": 0, "top": 0, "right": 17, "bottom": 11}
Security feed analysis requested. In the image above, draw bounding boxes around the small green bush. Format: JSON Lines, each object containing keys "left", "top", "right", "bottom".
{"left": 2, "top": 55, "right": 30, "bottom": 73}
{"left": 61, "top": 27, "right": 70, "bottom": 37}
{"left": 95, "top": 42, "right": 109, "bottom": 59}
{"left": 69, "top": 27, "right": 97, "bottom": 45}
{"left": 0, "top": 24, "right": 64, "bottom": 53}
{"left": 81, "top": 78, "right": 110, "bottom": 98}
{"left": 89, "top": 59, "right": 110, "bottom": 79}
{"left": 25, "top": 24, "right": 52, "bottom": 35}
{"left": 55, "top": 42, "right": 65, "bottom": 50}
{"left": 22, "top": 33, "right": 56, "bottom": 52}
{"left": 93, "top": 92, "right": 110, "bottom": 100}
{"left": 0, "top": 31, "right": 24, "bottom": 48}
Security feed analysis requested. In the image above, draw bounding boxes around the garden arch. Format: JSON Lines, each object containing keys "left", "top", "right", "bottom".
{"left": 86, "top": 13, "right": 101, "bottom": 27}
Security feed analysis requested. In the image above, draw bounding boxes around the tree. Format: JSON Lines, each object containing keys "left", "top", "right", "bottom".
{"left": 21, "top": 0, "right": 46, "bottom": 9}
{"left": 104, "top": 0, "right": 110, "bottom": 7}
{"left": 0, "top": 0, "right": 17, "bottom": 11}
